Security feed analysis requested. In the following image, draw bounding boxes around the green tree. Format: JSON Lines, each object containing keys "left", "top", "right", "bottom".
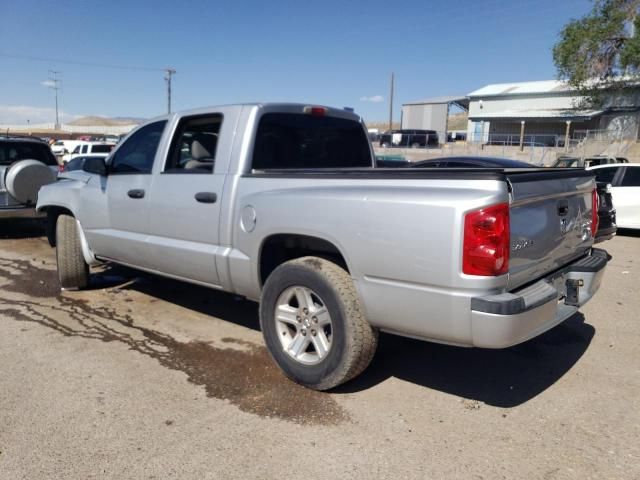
{"left": 553, "top": 0, "right": 640, "bottom": 106}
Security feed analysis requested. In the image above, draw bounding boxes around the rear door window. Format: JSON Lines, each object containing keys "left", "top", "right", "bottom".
{"left": 91, "top": 144, "right": 113, "bottom": 154}
{"left": 592, "top": 167, "right": 619, "bottom": 184}
{"left": 164, "top": 114, "right": 222, "bottom": 173}
{"left": 620, "top": 167, "right": 640, "bottom": 186}
{"left": 252, "top": 113, "right": 371, "bottom": 169}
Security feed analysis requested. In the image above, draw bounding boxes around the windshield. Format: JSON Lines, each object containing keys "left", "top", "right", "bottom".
{"left": 554, "top": 158, "right": 580, "bottom": 168}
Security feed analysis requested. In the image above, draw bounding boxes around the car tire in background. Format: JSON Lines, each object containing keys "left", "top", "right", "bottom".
{"left": 259, "top": 256, "right": 378, "bottom": 390}
{"left": 55, "top": 214, "right": 89, "bottom": 290}
{"left": 4, "top": 159, "right": 57, "bottom": 205}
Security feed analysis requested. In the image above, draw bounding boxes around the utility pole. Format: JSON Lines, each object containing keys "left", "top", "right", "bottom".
{"left": 48, "top": 70, "right": 61, "bottom": 130}
{"left": 388, "top": 72, "right": 394, "bottom": 131}
{"left": 164, "top": 68, "right": 176, "bottom": 114}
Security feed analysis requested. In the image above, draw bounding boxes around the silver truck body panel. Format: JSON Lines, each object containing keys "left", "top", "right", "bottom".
{"left": 36, "top": 103, "right": 607, "bottom": 349}
{"left": 508, "top": 176, "right": 594, "bottom": 289}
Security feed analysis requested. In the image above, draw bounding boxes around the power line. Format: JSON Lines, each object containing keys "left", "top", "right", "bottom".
{"left": 2, "top": 52, "right": 176, "bottom": 116}
{"left": 0, "top": 51, "right": 165, "bottom": 72}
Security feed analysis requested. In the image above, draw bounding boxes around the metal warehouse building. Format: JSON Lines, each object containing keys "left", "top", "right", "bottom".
{"left": 466, "top": 80, "right": 640, "bottom": 146}
{"left": 401, "top": 96, "right": 469, "bottom": 143}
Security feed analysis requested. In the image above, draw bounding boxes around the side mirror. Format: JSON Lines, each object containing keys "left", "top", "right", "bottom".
{"left": 82, "top": 157, "right": 108, "bottom": 176}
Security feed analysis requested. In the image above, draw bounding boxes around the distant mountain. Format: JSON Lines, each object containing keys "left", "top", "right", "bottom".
{"left": 68, "top": 116, "right": 145, "bottom": 126}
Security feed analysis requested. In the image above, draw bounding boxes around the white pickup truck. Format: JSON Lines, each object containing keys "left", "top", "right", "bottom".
{"left": 37, "top": 103, "right": 608, "bottom": 390}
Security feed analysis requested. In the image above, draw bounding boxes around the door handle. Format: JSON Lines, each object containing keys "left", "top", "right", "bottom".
{"left": 195, "top": 192, "right": 217, "bottom": 203}
{"left": 127, "top": 189, "right": 145, "bottom": 199}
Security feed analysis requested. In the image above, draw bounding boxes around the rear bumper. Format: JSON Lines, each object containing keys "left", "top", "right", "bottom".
{"left": 0, "top": 207, "right": 44, "bottom": 219}
{"left": 470, "top": 248, "right": 609, "bottom": 348}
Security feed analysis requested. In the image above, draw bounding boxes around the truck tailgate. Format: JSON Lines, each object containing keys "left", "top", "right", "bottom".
{"left": 506, "top": 169, "right": 596, "bottom": 290}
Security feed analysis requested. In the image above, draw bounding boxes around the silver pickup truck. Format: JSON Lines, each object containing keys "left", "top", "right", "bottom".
{"left": 36, "top": 103, "right": 608, "bottom": 390}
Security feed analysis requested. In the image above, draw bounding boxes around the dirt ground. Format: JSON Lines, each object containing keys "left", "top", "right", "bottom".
{"left": 0, "top": 219, "right": 638, "bottom": 479}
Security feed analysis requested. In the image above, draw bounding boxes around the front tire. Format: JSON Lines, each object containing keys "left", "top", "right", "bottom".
{"left": 56, "top": 214, "right": 89, "bottom": 290}
{"left": 260, "top": 257, "right": 378, "bottom": 390}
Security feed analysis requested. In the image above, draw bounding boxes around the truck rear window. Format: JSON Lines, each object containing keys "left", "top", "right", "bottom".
{"left": 252, "top": 113, "right": 372, "bottom": 169}
{"left": 0, "top": 141, "right": 57, "bottom": 166}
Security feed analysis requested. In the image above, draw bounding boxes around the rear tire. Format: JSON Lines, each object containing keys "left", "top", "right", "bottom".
{"left": 260, "top": 256, "right": 378, "bottom": 390}
{"left": 56, "top": 214, "right": 89, "bottom": 290}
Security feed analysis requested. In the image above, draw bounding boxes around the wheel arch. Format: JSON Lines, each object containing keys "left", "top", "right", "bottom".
{"left": 258, "top": 233, "right": 352, "bottom": 287}
{"left": 40, "top": 205, "right": 75, "bottom": 247}
{"left": 40, "top": 205, "right": 99, "bottom": 266}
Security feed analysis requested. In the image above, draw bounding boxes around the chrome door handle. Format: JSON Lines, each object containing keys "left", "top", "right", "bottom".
{"left": 195, "top": 192, "right": 217, "bottom": 203}
{"left": 127, "top": 189, "right": 145, "bottom": 199}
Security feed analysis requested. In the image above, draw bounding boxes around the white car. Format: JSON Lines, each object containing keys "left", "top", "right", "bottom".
{"left": 588, "top": 163, "right": 640, "bottom": 229}
{"left": 62, "top": 141, "right": 114, "bottom": 163}
{"left": 50, "top": 140, "right": 68, "bottom": 156}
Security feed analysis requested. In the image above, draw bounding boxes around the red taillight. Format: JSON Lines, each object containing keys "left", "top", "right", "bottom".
{"left": 303, "top": 106, "right": 327, "bottom": 116}
{"left": 591, "top": 188, "right": 599, "bottom": 237}
{"left": 463, "top": 203, "right": 510, "bottom": 276}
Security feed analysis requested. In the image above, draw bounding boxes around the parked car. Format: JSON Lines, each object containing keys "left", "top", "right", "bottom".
{"left": 62, "top": 141, "right": 115, "bottom": 163}
{"left": 553, "top": 155, "right": 629, "bottom": 168}
{"left": 379, "top": 129, "right": 439, "bottom": 148}
{"left": 0, "top": 136, "right": 58, "bottom": 218}
{"left": 50, "top": 140, "right": 68, "bottom": 156}
{"left": 587, "top": 163, "right": 640, "bottom": 230}
{"left": 37, "top": 103, "right": 608, "bottom": 390}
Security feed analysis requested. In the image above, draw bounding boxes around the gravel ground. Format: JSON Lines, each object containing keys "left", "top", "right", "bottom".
{"left": 0, "top": 219, "right": 638, "bottom": 479}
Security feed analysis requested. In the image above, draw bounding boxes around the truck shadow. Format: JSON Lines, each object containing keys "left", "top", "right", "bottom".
{"left": 111, "top": 267, "right": 261, "bottom": 333}
{"left": 336, "top": 314, "right": 594, "bottom": 407}
{"left": 0, "top": 219, "right": 45, "bottom": 239}
{"left": 115, "top": 267, "right": 594, "bottom": 408}
{"left": 616, "top": 228, "right": 640, "bottom": 238}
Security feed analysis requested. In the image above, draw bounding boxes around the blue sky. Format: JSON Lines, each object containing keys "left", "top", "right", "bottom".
{"left": 0, "top": 0, "right": 593, "bottom": 124}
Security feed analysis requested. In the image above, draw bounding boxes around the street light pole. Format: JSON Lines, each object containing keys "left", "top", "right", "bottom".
{"left": 164, "top": 68, "right": 176, "bottom": 114}
{"left": 388, "top": 72, "right": 394, "bottom": 131}
{"left": 48, "top": 70, "right": 61, "bottom": 129}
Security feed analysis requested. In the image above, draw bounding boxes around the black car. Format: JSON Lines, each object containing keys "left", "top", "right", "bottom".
{"left": 379, "top": 129, "right": 439, "bottom": 148}
{"left": 379, "top": 155, "right": 616, "bottom": 243}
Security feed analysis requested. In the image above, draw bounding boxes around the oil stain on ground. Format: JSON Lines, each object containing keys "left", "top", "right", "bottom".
{"left": 0, "top": 256, "right": 347, "bottom": 425}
